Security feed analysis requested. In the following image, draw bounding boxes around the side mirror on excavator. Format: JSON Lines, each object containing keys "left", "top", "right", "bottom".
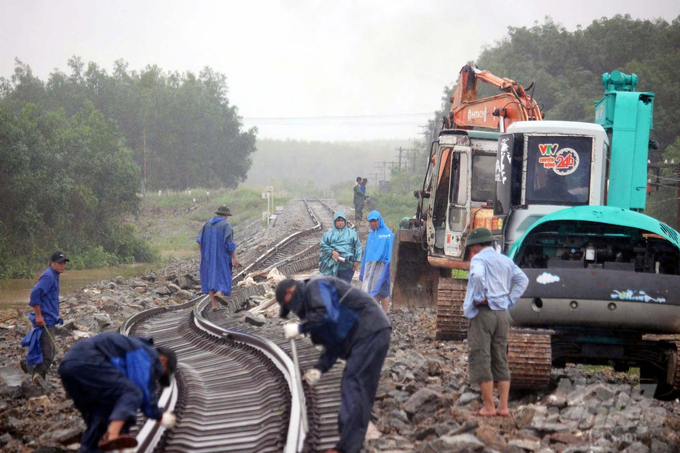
{"left": 413, "top": 190, "right": 430, "bottom": 199}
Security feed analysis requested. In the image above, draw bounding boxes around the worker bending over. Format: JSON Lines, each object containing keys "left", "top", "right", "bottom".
{"left": 277, "top": 276, "right": 391, "bottom": 453}
{"left": 58, "top": 333, "right": 177, "bottom": 452}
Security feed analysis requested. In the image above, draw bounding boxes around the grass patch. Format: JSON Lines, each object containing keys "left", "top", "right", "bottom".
{"left": 136, "top": 187, "right": 276, "bottom": 260}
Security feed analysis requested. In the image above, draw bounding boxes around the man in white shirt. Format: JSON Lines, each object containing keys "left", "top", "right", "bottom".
{"left": 463, "top": 228, "right": 529, "bottom": 417}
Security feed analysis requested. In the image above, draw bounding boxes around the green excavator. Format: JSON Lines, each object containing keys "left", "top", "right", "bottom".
{"left": 393, "top": 68, "right": 680, "bottom": 397}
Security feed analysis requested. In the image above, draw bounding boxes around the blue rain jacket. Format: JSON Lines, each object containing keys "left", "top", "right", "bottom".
{"left": 319, "top": 212, "right": 362, "bottom": 276}
{"left": 197, "top": 216, "right": 237, "bottom": 295}
{"left": 359, "top": 211, "right": 394, "bottom": 296}
{"left": 288, "top": 276, "right": 390, "bottom": 373}
{"left": 21, "top": 267, "right": 64, "bottom": 365}
{"left": 62, "top": 333, "right": 164, "bottom": 421}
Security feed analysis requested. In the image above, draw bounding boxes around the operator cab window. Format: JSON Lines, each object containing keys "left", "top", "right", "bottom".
{"left": 525, "top": 135, "right": 592, "bottom": 205}
{"left": 471, "top": 154, "right": 496, "bottom": 202}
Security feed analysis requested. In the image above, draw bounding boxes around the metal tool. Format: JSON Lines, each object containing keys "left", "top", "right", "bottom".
{"left": 42, "top": 325, "right": 60, "bottom": 355}
{"left": 289, "top": 337, "right": 309, "bottom": 433}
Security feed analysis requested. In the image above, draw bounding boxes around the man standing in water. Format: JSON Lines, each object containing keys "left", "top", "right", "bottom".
{"left": 197, "top": 206, "right": 239, "bottom": 311}
{"left": 21, "top": 251, "right": 68, "bottom": 381}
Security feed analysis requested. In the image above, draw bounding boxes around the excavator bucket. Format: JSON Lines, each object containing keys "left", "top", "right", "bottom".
{"left": 390, "top": 231, "right": 440, "bottom": 309}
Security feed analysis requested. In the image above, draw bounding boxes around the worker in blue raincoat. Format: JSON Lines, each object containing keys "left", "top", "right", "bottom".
{"left": 21, "top": 251, "right": 68, "bottom": 380}
{"left": 359, "top": 211, "right": 394, "bottom": 312}
{"left": 277, "top": 276, "right": 391, "bottom": 453}
{"left": 197, "top": 206, "right": 240, "bottom": 311}
{"left": 353, "top": 177, "right": 367, "bottom": 221}
{"left": 319, "top": 211, "right": 362, "bottom": 283}
{"left": 58, "top": 333, "right": 178, "bottom": 452}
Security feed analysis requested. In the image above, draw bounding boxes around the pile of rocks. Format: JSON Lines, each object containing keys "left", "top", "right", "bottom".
{"left": 367, "top": 308, "right": 680, "bottom": 453}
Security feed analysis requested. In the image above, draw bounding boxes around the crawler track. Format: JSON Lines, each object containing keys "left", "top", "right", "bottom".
{"left": 120, "top": 199, "right": 348, "bottom": 452}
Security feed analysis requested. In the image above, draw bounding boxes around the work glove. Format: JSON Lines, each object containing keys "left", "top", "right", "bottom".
{"left": 160, "top": 412, "right": 176, "bottom": 428}
{"left": 284, "top": 323, "right": 301, "bottom": 339}
{"left": 304, "top": 369, "right": 322, "bottom": 387}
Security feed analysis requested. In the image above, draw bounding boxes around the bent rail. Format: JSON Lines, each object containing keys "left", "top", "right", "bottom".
{"left": 192, "top": 295, "right": 307, "bottom": 453}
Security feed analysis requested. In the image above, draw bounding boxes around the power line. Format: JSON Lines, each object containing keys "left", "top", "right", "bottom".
{"left": 242, "top": 112, "right": 433, "bottom": 121}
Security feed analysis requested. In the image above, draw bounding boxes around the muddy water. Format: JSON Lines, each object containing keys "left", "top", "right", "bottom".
{"left": 0, "top": 263, "right": 158, "bottom": 312}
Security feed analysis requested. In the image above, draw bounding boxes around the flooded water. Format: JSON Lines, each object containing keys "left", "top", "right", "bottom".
{"left": 0, "top": 263, "right": 158, "bottom": 312}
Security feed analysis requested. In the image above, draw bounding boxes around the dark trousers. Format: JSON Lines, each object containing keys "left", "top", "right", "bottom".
{"left": 354, "top": 202, "right": 364, "bottom": 220}
{"left": 336, "top": 268, "right": 355, "bottom": 283}
{"left": 59, "top": 359, "right": 141, "bottom": 453}
{"left": 28, "top": 326, "right": 57, "bottom": 378}
{"left": 336, "top": 328, "right": 391, "bottom": 453}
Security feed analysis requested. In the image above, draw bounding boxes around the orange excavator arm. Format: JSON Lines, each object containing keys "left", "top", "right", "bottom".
{"left": 445, "top": 64, "right": 542, "bottom": 132}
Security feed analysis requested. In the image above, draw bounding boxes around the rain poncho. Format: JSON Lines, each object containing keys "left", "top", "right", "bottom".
{"left": 319, "top": 211, "right": 362, "bottom": 276}
{"left": 359, "top": 211, "right": 394, "bottom": 297}
{"left": 197, "top": 216, "right": 237, "bottom": 295}
{"left": 59, "top": 334, "right": 165, "bottom": 452}
{"left": 21, "top": 267, "right": 63, "bottom": 366}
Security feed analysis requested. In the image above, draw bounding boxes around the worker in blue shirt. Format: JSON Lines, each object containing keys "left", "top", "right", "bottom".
{"left": 58, "top": 333, "right": 178, "bottom": 452}
{"left": 463, "top": 228, "right": 528, "bottom": 417}
{"left": 277, "top": 276, "right": 391, "bottom": 453}
{"left": 21, "top": 251, "right": 68, "bottom": 380}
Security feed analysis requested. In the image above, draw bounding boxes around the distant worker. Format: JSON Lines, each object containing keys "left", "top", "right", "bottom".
{"left": 21, "top": 251, "right": 69, "bottom": 381}
{"left": 319, "top": 211, "right": 362, "bottom": 283}
{"left": 463, "top": 228, "right": 529, "bottom": 417}
{"left": 58, "top": 333, "right": 177, "bottom": 451}
{"left": 360, "top": 211, "right": 394, "bottom": 312}
{"left": 277, "top": 276, "right": 391, "bottom": 453}
{"left": 197, "top": 206, "right": 240, "bottom": 311}
{"left": 353, "top": 177, "right": 367, "bottom": 221}
{"left": 361, "top": 178, "right": 367, "bottom": 195}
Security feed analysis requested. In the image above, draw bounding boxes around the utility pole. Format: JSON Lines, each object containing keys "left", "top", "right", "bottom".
{"left": 142, "top": 128, "right": 147, "bottom": 197}
{"left": 396, "top": 147, "right": 403, "bottom": 171}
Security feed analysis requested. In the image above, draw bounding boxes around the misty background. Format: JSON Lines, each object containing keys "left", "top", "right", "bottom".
{"left": 1, "top": 1, "right": 680, "bottom": 277}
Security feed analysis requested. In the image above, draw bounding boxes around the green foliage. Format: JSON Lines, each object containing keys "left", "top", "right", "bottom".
{"left": 1, "top": 57, "right": 256, "bottom": 191}
{"left": 137, "top": 187, "right": 270, "bottom": 256}
{"left": 0, "top": 101, "right": 148, "bottom": 279}
{"left": 430, "top": 15, "right": 680, "bottom": 226}
{"left": 432, "top": 16, "right": 680, "bottom": 151}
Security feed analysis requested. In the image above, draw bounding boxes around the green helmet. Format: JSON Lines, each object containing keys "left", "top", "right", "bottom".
{"left": 466, "top": 227, "right": 496, "bottom": 246}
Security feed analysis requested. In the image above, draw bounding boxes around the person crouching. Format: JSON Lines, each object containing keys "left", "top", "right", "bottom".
{"left": 58, "top": 333, "right": 177, "bottom": 452}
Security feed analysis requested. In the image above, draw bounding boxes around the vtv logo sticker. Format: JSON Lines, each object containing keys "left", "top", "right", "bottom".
{"left": 539, "top": 144, "right": 558, "bottom": 156}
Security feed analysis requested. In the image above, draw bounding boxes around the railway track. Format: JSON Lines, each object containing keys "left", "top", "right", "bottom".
{"left": 119, "top": 199, "right": 349, "bottom": 452}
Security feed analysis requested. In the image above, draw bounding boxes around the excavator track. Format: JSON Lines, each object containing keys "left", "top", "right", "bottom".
{"left": 507, "top": 330, "right": 552, "bottom": 389}
{"left": 670, "top": 342, "right": 680, "bottom": 393}
{"left": 436, "top": 277, "right": 468, "bottom": 341}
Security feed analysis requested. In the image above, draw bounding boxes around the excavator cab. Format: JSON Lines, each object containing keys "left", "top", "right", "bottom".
{"left": 426, "top": 131, "right": 498, "bottom": 259}
{"left": 391, "top": 130, "right": 498, "bottom": 313}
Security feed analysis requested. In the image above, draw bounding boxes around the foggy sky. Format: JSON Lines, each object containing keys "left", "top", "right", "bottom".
{"left": 1, "top": 0, "right": 678, "bottom": 141}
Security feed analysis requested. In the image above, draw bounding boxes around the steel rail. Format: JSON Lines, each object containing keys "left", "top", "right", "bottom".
{"left": 119, "top": 297, "right": 204, "bottom": 453}
{"left": 233, "top": 199, "right": 322, "bottom": 282}
{"left": 192, "top": 295, "right": 307, "bottom": 453}
{"left": 118, "top": 199, "right": 348, "bottom": 452}
{"left": 233, "top": 199, "right": 321, "bottom": 283}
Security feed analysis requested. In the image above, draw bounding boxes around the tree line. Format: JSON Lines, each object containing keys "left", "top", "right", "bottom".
{"left": 0, "top": 58, "right": 256, "bottom": 278}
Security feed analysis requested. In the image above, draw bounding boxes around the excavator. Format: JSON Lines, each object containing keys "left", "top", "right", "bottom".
{"left": 393, "top": 66, "right": 680, "bottom": 397}
{"left": 392, "top": 64, "right": 543, "bottom": 338}
{"left": 444, "top": 64, "right": 542, "bottom": 131}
